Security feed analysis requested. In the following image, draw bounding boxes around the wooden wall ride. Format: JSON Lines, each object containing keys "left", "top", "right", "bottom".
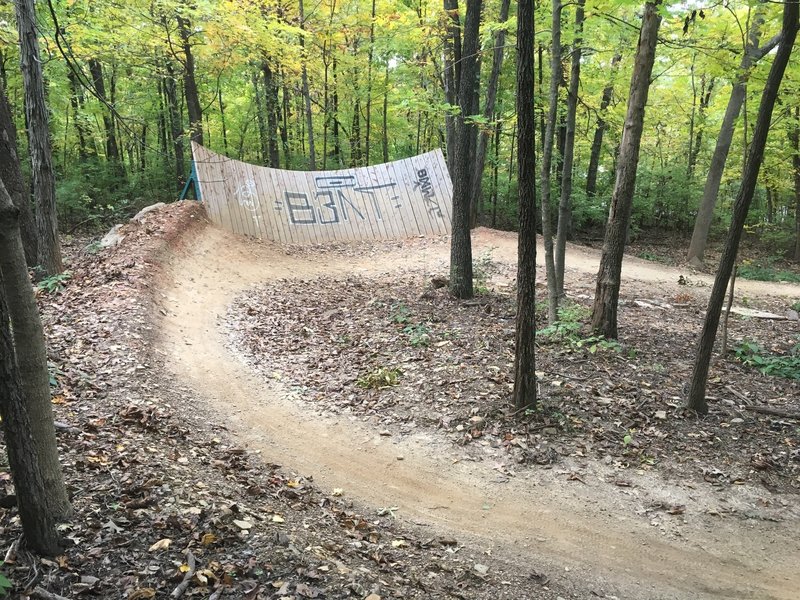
{"left": 191, "top": 143, "right": 453, "bottom": 244}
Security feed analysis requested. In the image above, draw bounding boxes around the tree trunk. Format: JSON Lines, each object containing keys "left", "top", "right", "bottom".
{"left": 298, "top": 0, "right": 316, "bottom": 170}
{"left": 15, "top": 0, "right": 62, "bottom": 275}
{"left": 591, "top": 0, "right": 661, "bottom": 339}
{"left": 586, "top": 53, "right": 621, "bottom": 198}
{"left": 382, "top": 62, "right": 389, "bottom": 163}
{"left": 470, "top": 0, "right": 511, "bottom": 227}
{"left": 164, "top": 62, "right": 186, "bottom": 187}
{"left": 793, "top": 106, "right": 800, "bottom": 262}
{"left": 218, "top": 88, "right": 228, "bottom": 153}
{"left": 88, "top": 59, "right": 122, "bottom": 172}
{"left": 177, "top": 13, "right": 203, "bottom": 146}
{"left": 262, "top": 63, "right": 280, "bottom": 167}
{"left": 253, "top": 70, "right": 269, "bottom": 163}
{"left": 539, "top": 0, "right": 562, "bottom": 324}
{"left": 555, "top": 0, "right": 584, "bottom": 297}
{"left": 443, "top": 0, "right": 461, "bottom": 176}
{"left": 0, "top": 287, "right": 61, "bottom": 556}
{"left": 687, "top": 1, "right": 798, "bottom": 414}
{"left": 350, "top": 98, "right": 363, "bottom": 167}
{"left": 0, "top": 177, "right": 71, "bottom": 521}
{"left": 365, "top": 0, "right": 376, "bottom": 165}
{"left": 449, "top": 0, "right": 481, "bottom": 299}
{"left": 66, "top": 70, "right": 92, "bottom": 162}
{"left": 280, "top": 78, "right": 291, "bottom": 168}
{"left": 686, "top": 6, "right": 777, "bottom": 265}
{"left": 513, "top": 0, "right": 536, "bottom": 411}
{"left": 688, "top": 73, "right": 713, "bottom": 177}
{"left": 0, "top": 84, "right": 37, "bottom": 266}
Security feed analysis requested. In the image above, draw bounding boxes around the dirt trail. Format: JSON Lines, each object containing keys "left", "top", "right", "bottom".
{"left": 157, "top": 225, "right": 800, "bottom": 600}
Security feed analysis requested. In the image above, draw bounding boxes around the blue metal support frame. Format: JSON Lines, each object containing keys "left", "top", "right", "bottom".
{"left": 179, "top": 161, "right": 201, "bottom": 201}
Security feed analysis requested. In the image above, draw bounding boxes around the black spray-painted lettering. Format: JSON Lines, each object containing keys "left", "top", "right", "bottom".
{"left": 413, "top": 168, "right": 442, "bottom": 217}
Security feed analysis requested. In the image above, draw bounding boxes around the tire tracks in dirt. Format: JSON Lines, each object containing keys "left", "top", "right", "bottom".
{"left": 156, "top": 224, "right": 800, "bottom": 600}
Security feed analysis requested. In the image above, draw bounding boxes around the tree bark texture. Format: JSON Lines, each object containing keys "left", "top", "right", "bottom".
{"left": 15, "top": 0, "right": 63, "bottom": 275}
{"left": 0, "top": 84, "right": 37, "bottom": 266}
{"left": 687, "top": 1, "right": 798, "bottom": 414}
{"left": 253, "top": 70, "right": 270, "bottom": 164}
{"left": 555, "top": 0, "right": 585, "bottom": 297}
{"left": 299, "top": 0, "right": 316, "bottom": 170}
{"left": 88, "top": 59, "right": 122, "bottom": 171}
{"left": 177, "top": 13, "right": 203, "bottom": 146}
{"left": 0, "top": 284, "right": 61, "bottom": 556}
{"left": 164, "top": 61, "right": 186, "bottom": 186}
{"left": 585, "top": 53, "right": 621, "bottom": 198}
{"left": 792, "top": 106, "right": 800, "bottom": 261}
{"left": 686, "top": 6, "right": 777, "bottom": 265}
{"left": 448, "top": 0, "right": 481, "bottom": 299}
{"left": 591, "top": 0, "right": 661, "bottom": 339}
{"left": 262, "top": 63, "right": 281, "bottom": 168}
{"left": 513, "top": 0, "right": 537, "bottom": 411}
{"left": 443, "top": 0, "right": 461, "bottom": 176}
{"left": 539, "top": 0, "right": 562, "bottom": 324}
{"left": 469, "top": 0, "right": 510, "bottom": 227}
{"left": 0, "top": 177, "right": 71, "bottom": 520}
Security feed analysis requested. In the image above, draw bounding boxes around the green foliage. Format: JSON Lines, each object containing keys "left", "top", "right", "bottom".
{"left": 37, "top": 271, "right": 71, "bottom": 294}
{"left": 537, "top": 303, "right": 622, "bottom": 354}
{"left": 733, "top": 339, "right": 800, "bottom": 380}
{"left": 390, "top": 303, "right": 412, "bottom": 324}
{"left": 737, "top": 259, "right": 800, "bottom": 283}
{"left": 403, "top": 322, "right": 431, "bottom": 347}
{"left": 0, "top": 563, "right": 12, "bottom": 597}
{"left": 357, "top": 366, "right": 402, "bottom": 389}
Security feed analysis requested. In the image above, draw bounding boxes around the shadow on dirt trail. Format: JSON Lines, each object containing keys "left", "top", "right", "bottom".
{"left": 157, "top": 223, "right": 800, "bottom": 600}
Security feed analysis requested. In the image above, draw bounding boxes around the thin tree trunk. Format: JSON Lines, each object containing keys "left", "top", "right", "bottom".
{"left": 688, "top": 73, "right": 714, "bottom": 176}
{"left": 88, "top": 59, "right": 122, "bottom": 172}
{"left": 351, "top": 98, "right": 363, "bottom": 167}
{"left": 513, "top": 0, "right": 536, "bottom": 411}
{"left": 365, "top": 0, "right": 376, "bottom": 164}
{"left": 793, "top": 106, "right": 800, "bottom": 262}
{"left": 586, "top": 53, "right": 621, "bottom": 199}
{"left": 331, "top": 60, "right": 342, "bottom": 168}
{"left": 382, "top": 62, "right": 389, "bottom": 163}
{"left": 540, "top": 0, "right": 562, "bottom": 324}
{"left": 470, "top": 0, "right": 510, "bottom": 227}
{"left": 15, "top": 0, "right": 62, "bottom": 275}
{"left": 449, "top": 0, "right": 481, "bottom": 299}
{"left": 686, "top": 5, "right": 778, "bottom": 265}
{"left": 491, "top": 119, "right": 501, "bottom": 227}
{"left": 218, "top": 87, "right": 228, "bottom": 153}
{"left": 0, "top": 178, "right": 70, "bottom": 521}
{"left": 280, "top": 78, "right": 291, "bottom": 168}
{"left": 591, "top": 0, "right": 662, "bottom": 339}
{"left": 0, "top": 84, "right": 37, "bottom": 266}
{"left": 443, "top": 0, "right": 461, "bottom": 176}
{"left": 164, "top": 62, "right": 186, "bottom": 187}
{"left": 298, "top": 0, "right": 316, "bottom": 170}
{"left": 555, "top": 0, "right": 585, "bottom": 297}
{"left": 66, "top": 70, "right": 92, "bottom": 161}
{"left": 177, "top": 13, "right": 203, "bottom": 146}
{"left": 687, "top": 1, "right": 798, "bottom": 414}
{"left": 253, "top": 70, "right": 269, "bottom": 163}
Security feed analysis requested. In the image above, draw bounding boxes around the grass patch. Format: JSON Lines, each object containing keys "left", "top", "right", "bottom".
{"left": 738, "top": 260, "right": 800, "bottom": 283}
{"left": 733, "top": 339, "right": 800, "bottom": 380}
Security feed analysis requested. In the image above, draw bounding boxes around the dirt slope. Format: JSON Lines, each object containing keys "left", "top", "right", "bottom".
{"left": 157, "top": 224, "right": 800, "bottom": 600}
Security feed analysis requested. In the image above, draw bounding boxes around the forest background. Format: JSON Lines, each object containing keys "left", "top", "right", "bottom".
{"left": 0, "top": 0, "right": 798, "bottom": 260}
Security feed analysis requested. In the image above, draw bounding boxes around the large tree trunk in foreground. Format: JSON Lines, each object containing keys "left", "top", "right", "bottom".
{"left": 448, "top": 0, "right": 481, "bottom": 299}
{"left": 687, "top": 4, "right": 799, "bottom": 414}
{"left": 539, "top": 0, "right": 562, "bottom": 324}
{"left": 0, "top": 286, "right": 61, "bottom": 556}
{"left": 513, "top": 0, "right": 537, "bottom": 411}
{"left": 15, "top": 0, "right": 62, "bottom": 275}
{"left": 555, "top": 0, "right": 585, "bottom": 297}
{"left": 686, "top": 5, "right": 778, "bottom": 266}
{"left": 0, "top": 178, "right": 71, "bottom": 521}
{"left": 469, "top": 0, "right": 510, "bottom": 228}
{"left": 591, "top": 0, "right": 661, "bottom": 339}
{"left": 0, "top": 84, "right": 37, "bottom": 266}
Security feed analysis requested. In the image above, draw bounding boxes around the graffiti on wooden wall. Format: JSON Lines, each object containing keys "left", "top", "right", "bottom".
{"left": 191, "top": 143, "right": 453, "bottom": 244}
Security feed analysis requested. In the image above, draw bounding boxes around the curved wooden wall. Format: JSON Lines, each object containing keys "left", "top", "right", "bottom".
{"left": 191, "top": 143, "right": 453, "bottom": 244}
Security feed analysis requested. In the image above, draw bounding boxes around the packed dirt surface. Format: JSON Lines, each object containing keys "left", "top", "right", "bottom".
{"left": 158, "top": 220, "right": 800, "bottom": 600}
